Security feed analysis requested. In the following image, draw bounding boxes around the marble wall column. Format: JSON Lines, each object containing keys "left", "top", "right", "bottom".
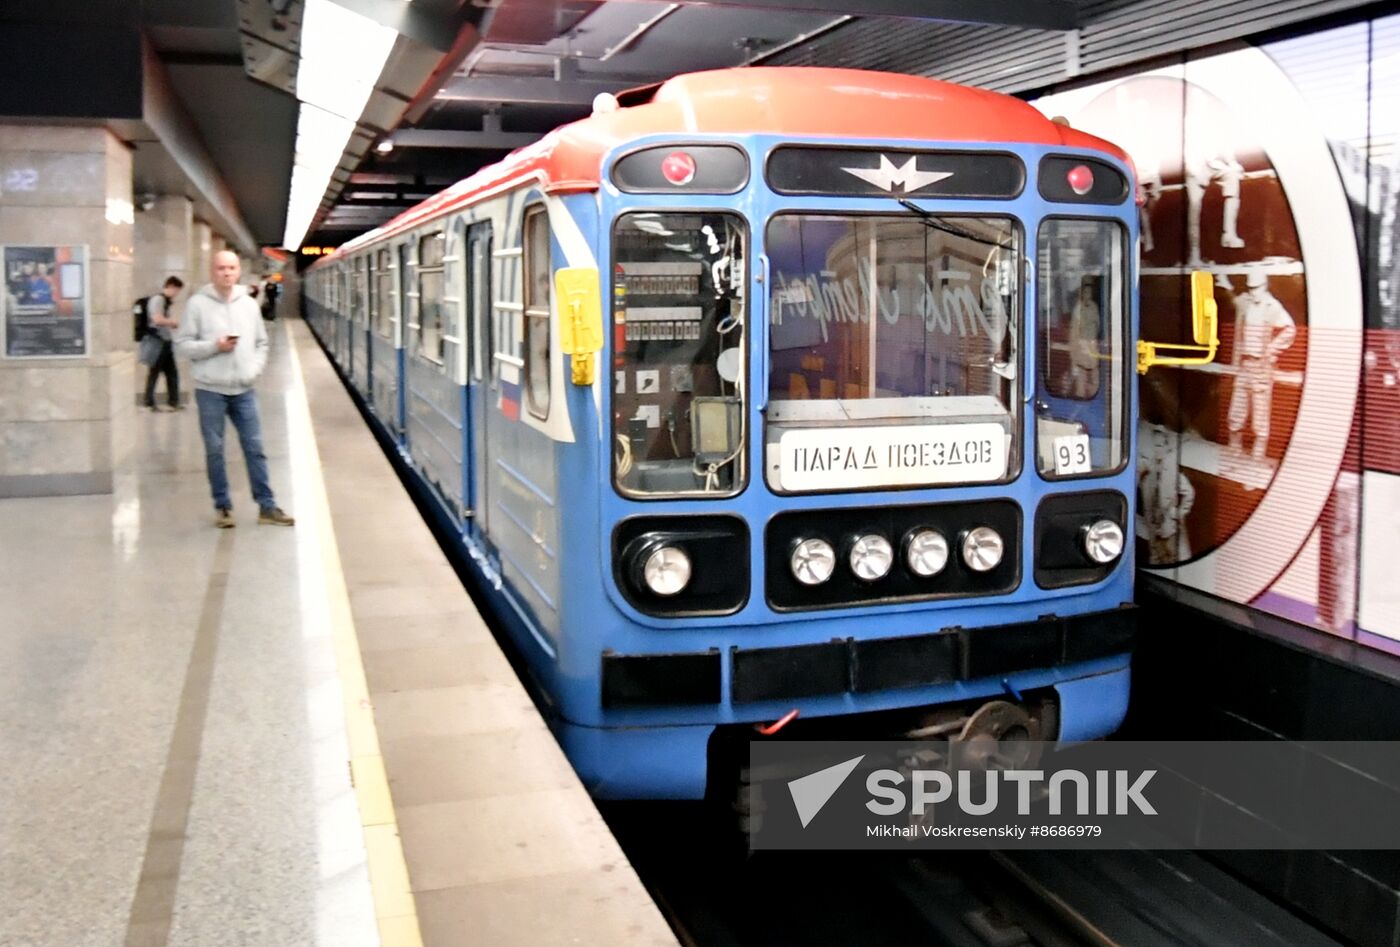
{"left": 239, "top": 253, "right": 259, "bottom": 291}
{"left": 190, "top": 219, "right": 212, "bottom": 289}
{"left": 133, "top": 195, "right": 192, "bottom": 299}
{"left": 132, "top": 195, "right": 193, "bottom": 405}
{"left": 0, "top": 124, "right": 135, "bottom": 497}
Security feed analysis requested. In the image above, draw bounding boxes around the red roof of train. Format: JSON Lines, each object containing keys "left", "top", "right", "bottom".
{"left": 331, "top": 67, "right": 1127, "bottom": 256}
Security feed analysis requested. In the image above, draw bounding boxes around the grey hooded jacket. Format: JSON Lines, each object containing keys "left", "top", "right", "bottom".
{"left": 174, "top": 283, "right": 268, "bottom": 395}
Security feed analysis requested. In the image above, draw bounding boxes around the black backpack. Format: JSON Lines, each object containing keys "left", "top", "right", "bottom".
{"left": 133, "top": 296, "right": 150, "bottom": 342}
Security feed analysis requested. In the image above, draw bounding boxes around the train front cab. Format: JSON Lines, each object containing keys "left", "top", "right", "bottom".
{"left": 553, "top": 136, "right": 1142, "bottom": 799}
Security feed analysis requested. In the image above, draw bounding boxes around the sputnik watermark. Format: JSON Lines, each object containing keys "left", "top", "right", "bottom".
{"left": 864, "top": 767, "right": 1157, "bottom": 817}
{"left": 753, "top": 740, "right": 1400, "bottom": 850}
{"left": 868, "top": 824, "right": 1029, "bottom": 839}
{"left": 786, "top": 755, "right": 1155, "bottom": 828}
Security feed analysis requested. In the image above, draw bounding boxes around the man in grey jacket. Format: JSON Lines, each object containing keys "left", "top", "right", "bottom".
{"left": 175, "top": 251, "right": 294, "bottom": 528}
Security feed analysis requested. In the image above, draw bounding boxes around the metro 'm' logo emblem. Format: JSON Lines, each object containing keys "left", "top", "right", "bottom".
{"left": 840, "top": 154, "right": 953, "bottom": 192}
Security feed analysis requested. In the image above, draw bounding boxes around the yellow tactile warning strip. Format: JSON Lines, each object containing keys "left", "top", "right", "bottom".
{"left": 284, "top": 322, "right": 424, "bottom": 947}
{"left": 289, "top": 316, "right": 677, "bottom": 946}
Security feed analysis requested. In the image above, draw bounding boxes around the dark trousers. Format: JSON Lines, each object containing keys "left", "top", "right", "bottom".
{"left": 144, "top": 340, "right": 179, "bottom": 407}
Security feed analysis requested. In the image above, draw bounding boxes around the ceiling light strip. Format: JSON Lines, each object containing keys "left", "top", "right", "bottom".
{"left": 282, "top": 0, "right": 399, "bottom": 249}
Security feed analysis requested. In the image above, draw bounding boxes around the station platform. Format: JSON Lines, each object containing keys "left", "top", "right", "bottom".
{"left": 0, "top": 317, "right": 677, "bottom": 947}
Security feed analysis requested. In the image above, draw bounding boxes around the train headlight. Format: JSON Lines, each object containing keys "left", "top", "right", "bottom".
{"left": 1082, "top": 519, "right": 1124, "bottom": 564}
{"left": 905, "top": 529, "right": 949, "bottom": 577}
{"left": 961, "top": 526, "right": 1004, "bottom": 572}
{"left": 791, "top": 538, "right": 836, "bottom": 586}
{"left": 849, "top": 534, "right": 893, "bottom": 582}
{"left": 643, "top": 545, "right": 691, "bottom": 596}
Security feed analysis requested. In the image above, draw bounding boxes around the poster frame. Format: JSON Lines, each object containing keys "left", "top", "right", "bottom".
{"left": 0, "top": 243, "right": 91, "bottom": 360}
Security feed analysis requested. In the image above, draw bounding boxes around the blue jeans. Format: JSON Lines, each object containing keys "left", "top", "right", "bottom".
{"left": 195, "top": 388, "right": 276, "bottom": 511}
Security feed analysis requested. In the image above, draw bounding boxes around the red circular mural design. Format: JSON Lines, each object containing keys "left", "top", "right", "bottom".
{"left": 1080, "top": 76, "right": 1309, "bottom": 567}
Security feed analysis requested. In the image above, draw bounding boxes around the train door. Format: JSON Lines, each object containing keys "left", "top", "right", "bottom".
{"left": 353, "top": 255, "right": 370, "bottom": 396}
{"left": 404, "top": 228, "right": 470, "bottom": 517}
{"left": 358, "top": 255, "right": 372, "bottom": 397}
{"left": 364, "top": 255, "right": 375, "bottom": 403}
{"left": 396, "top": 240, "right": 411, "bottom": 439}
{"left": 466, "top": 220, "right": 493, "bottom": 540}
{"left": 371, "top": 247, "right": 398, "bottom": 430}
{"left": 483, "top": 214, "right": 524, "bottom": 560}
{"left": 342, "top": 262, "right": 354, "bottom": 372}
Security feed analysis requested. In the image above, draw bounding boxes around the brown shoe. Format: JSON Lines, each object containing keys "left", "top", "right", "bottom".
{"left": 215, "top": 508, "right": 235, "bottom": 529}
{"left": 258, "top": 506, "right": 295, "bottom": 527}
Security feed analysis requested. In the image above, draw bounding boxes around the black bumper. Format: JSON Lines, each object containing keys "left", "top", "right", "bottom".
{"left": 601, "top": 606, "right": 1137, "bottom": 708}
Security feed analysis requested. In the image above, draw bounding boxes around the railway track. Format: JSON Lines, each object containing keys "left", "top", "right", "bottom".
{"left": 603, "top": 802, "right": 1344, "bottom": 947}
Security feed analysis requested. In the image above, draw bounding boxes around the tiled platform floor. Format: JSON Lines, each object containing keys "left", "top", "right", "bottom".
{"left": 0, "top": 316, "right": 675, "bottom": 947}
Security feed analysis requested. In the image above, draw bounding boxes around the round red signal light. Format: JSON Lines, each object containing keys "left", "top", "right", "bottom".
{"left": 661, "top": 151, "right": 697, "bottom": 186}
{"left": 1067, "top": 164, "right": 1095, "bottom": 196}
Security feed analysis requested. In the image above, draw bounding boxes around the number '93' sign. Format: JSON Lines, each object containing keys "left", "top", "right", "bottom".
{"left": 1053, "top": 434, "right": 1092, "bottom": 475}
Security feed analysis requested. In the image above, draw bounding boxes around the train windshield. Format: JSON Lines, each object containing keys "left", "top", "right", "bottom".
{"left": 765, "top": 213, "right": 1020, "bottom": 493}
{"left": 1034, "top": 218, "right": 1128, "bottom": 479}
{"left": 612, "top": 212, "right": 748, "bottom": 498}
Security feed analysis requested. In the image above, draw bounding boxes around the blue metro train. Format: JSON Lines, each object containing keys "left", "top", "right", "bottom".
{"left": 303, "top": 67, "right": 1216, "bottom": 799}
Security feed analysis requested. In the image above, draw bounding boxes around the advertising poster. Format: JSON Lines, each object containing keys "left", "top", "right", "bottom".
{"left": 2, "top": 245, "right": 89, "bottom": 358}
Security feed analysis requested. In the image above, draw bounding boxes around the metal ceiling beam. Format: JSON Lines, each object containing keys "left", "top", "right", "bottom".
{"left": 350, "top": 172, "right": 415, "bottom": 184}
{"left": 390, "top": 128, "right": 539, "bottom": 149}
{"left": 321, "top": 214, "right": 399, "bottom": 222}
{"left": 657, "top": 0, "right": 1079, "bottom": 30}
{"left": 323, "top": 202, "right": 402, "bottom": 213}
{"left": 138, "top": 40, "right": 258, "bottom": 254}
{"left": 477, "top": 0, "right": 602, "bottom": 46}
{"left": 318, "top": 220, "right": 394, "bottom": 231}
{"left": 323, "top": 0, "right": 462, "bottom": 53}
{"left": 436, "top": 74, "right": 633, "bottom": 106}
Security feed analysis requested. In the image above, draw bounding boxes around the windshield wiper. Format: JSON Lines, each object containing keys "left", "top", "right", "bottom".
{"left": 896, "top": 198, "right": 1010, "bottom": 251}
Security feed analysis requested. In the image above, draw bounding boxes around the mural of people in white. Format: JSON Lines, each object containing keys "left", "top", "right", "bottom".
{"left": 1033, "top": 39, "right": 1367, "bottom": 645}
{"left": 1138, "top": 425, "right": 1196, "bottom": 563}
{"left": 1225, "top": 271, "right": 1297, "bottom": 463}
{"left": 1185, "top": 151, "right": 1247, "bottom": 264}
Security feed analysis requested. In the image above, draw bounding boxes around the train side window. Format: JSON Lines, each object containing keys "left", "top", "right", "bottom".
{"left": 367, "top": 255, "right": 376, "bottom": 328}
{"left": 354, "top": 257, "right": 368, "bottom": 326}
{"left": 523, "top": 205, "right": 551, "bottom": 418}
{"left": 1034, "top": 218, "right": 1128, "bottom": 478}
{"left": 468, "top": 223, "right": 492, "bottom": 383}
{"left": 418, "top": 231, "right": 446, "bottom": 366}
{"left": 374, "top": 248, "right": 393, "bottom": 339}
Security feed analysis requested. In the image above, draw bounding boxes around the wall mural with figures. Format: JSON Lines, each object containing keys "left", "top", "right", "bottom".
{"left": 1033, "top": 16, "right": 1400, "bottom": 652}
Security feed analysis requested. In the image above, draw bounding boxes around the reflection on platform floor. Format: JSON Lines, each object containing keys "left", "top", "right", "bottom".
{"left": 0, "top": 321, "right": 377, "bottom": 947}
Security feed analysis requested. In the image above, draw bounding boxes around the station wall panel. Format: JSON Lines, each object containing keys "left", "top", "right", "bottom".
{"left": 1028, "top": 16, "right": 1400, "bottom": 657}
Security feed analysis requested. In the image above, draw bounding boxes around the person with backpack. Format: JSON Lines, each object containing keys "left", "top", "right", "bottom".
{"left": 138, "top": 276, "right": 185, "bottom": 410}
